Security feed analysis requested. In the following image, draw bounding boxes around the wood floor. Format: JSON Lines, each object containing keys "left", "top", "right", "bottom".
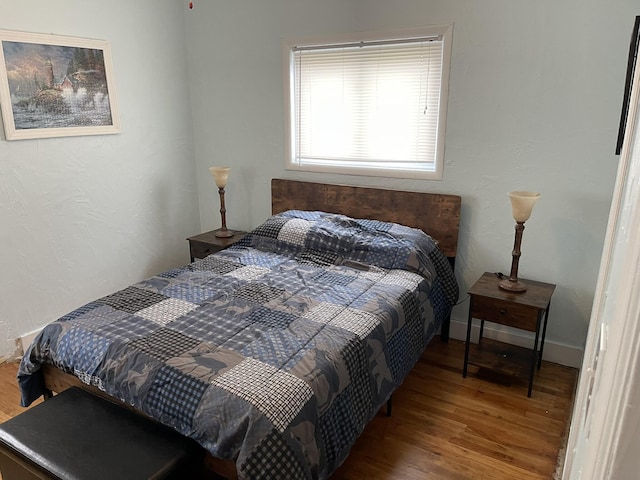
{"left": 0, "top": 337, "right": 578, "bottom": 480}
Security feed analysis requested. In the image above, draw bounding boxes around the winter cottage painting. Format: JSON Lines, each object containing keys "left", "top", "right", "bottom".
{"left": 0, "top": 31, "right": 120, "bottom": 140}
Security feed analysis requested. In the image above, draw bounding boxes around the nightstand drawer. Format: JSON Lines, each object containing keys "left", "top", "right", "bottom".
{"left": 187, "top": 230, "right": 247, "bottom": 262}
{"left": 189, "top": 240, "right": 220, "bottom": 260}
{"left": 471, "top": 295, "right": 539, "bottom": 332}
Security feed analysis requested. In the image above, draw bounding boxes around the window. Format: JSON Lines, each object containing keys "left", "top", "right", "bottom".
{"left": 283, "top": 25, "right": 452, "bottom": 180}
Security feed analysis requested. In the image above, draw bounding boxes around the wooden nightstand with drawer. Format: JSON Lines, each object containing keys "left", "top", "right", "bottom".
{"left": 187, "top": 230, "right": 246, "bottom": 262}
{"left": 462, "top": 271, "right": 556, "bottom": 397}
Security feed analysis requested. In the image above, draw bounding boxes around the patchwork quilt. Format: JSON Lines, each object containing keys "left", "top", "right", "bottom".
{"left": 18, "top": 210, "right": 458, "bottom": 480}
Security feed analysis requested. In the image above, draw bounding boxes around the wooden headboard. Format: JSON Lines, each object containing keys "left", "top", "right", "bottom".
{"left": 271, "top": 179, "right": 461, "bottom": 259}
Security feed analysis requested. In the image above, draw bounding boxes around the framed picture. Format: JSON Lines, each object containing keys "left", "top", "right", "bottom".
{"left": 616, "top": 16, "right": 640, "bottom": 155}
{"left": 0, "top": 30, "right": 121, "bottom": 140}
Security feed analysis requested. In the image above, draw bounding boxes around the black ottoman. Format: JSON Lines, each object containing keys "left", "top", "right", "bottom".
{"left": 0, "top": 387, "right": 199, "bottom": 480}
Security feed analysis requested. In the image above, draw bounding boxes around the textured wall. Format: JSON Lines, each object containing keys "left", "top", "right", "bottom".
{"left": 185, "top": 0, "right": 637, "bottom": 356}
{"left": 0, "top": 0, "right": 199, "bottom": 360}
{"left": 1, "top": 0, "right": 635, "bottom": 362}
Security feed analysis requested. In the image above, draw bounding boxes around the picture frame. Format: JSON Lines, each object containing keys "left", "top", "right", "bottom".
{"left": 0, "top": 29, "right": 121, "bottom": 141}
{"left": 616, "top": 16, "right": 640, "bottom": 155}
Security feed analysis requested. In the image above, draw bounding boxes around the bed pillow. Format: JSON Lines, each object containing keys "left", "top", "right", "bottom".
{"left": 234, "top": 210, "right": 457, "bottom": 305}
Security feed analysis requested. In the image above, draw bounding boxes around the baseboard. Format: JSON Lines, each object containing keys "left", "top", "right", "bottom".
{"left": 0, "top": 338, "right": 23, "bottom": 365}
{"left": 0, "top": 351, "right": 18, "bottom": 365}
{"left": 448, "top": 318, "right": 584, "bottom": 369}
{"left": 0, "top": 328, "right": 47, "bottom": 365}
{"left": 19, "top": 329, "right": 41, "bottom": 352}
{"left": 7, "top": 328, "right": 43, "bottom": 365}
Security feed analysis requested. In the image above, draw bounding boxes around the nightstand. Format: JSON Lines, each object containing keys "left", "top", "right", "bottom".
{"left": 186, "top": 230, "right": 247, "bottom": 261}
{"left": 462, "top": 272, "right": 556, "bottom": 397}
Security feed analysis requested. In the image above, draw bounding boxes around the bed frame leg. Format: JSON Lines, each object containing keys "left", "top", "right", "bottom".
{"left": 386, "top": 396, "right": 392, "bottom": 417}
{"left": 440, "top": 315, "right": 451, "bottom": 342}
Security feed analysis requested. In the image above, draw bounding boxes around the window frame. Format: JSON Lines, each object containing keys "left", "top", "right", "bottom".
{"left": 282, "top": 24, "right": 453, "bottom": 180}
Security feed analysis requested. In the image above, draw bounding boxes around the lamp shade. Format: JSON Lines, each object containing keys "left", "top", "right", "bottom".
{"left": 508, "top": 191, "right": 540, "bottom": 222}
{"left": 209, "top": 167, "right": 230, "bottom": 188}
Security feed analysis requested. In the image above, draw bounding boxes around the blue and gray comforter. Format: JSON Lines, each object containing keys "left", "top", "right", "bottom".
{"left": 18, "top": 210, "right": 458, "bottom": 480}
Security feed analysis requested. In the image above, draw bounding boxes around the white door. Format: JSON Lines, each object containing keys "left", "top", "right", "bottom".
{"left": 562, "top": 37, "right": 640, "bottom": 479}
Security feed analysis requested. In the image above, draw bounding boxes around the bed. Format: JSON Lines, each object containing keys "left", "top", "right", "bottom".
{"left": 18, "top": 179, "right": 461, "bottom": 480}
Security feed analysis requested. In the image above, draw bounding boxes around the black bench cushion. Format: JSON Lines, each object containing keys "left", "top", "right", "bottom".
{"left": 0, "top": 387, "right": 196, "bottom": 480}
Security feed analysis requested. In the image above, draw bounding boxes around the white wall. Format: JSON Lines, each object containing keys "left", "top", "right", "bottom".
{"left": 0, "top": 1, "right": 636, "bottom": 365}
{"left": 0, "top": 0, "right": 200, "bottom": 360}
{"left": 185, "top": 0, "right": 637, "bottom": 365}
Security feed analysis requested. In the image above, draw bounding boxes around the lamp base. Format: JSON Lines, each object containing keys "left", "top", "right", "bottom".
{"left": 498, "top": 278, "right": 527, "bottom": 292}
{"left": 214, "top": 229, "right": 234, "bottom": 238}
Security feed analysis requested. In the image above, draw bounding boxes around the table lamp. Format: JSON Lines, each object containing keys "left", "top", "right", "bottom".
{"left": 499, "top": 191, "right": 541, "bottom": 292}
{"left": 209, "top": 166, "right": 234, "bottom": 238}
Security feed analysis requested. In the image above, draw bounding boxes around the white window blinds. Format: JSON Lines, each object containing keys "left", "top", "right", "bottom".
{"left": 286, "top": 27, "right": 451, "bottom": 179}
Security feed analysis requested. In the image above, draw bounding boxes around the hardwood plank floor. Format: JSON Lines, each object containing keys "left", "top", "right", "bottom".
{"left": 0, "top": 338, "right": 577, "bottom": 479}
{"left": 332, "top": 338, "right": 578, "bottom": 480}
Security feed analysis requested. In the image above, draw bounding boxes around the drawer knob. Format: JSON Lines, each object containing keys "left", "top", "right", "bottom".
{"left": 500, "top": 309, "right": 506, "bottom": 315}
